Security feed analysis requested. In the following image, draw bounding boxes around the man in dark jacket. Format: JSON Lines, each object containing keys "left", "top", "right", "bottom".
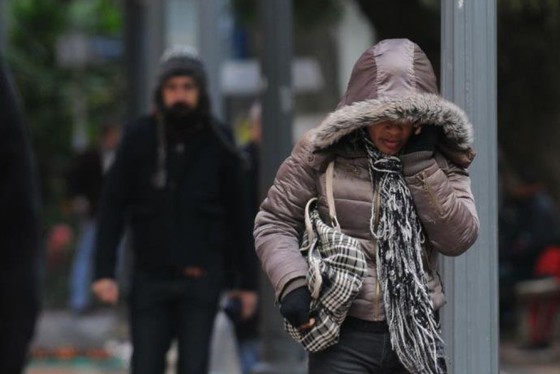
{"left": 92, "top": 46, "right": 258, "bottom": 374}
{"left": 0, "top": 59, "right": 41, "bottom": 373}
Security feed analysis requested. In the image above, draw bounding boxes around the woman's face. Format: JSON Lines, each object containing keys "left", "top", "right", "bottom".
{"left": 367, "top": 121, "right": 416, "bottom": 155}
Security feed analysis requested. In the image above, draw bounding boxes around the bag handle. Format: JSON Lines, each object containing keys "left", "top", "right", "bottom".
{"left": 325, "top": 161, "right": 340, "bottom": 230}
{"left": 302, "top": 197, "right": 318, "bottom": 250}
{"left": 302, "top": 198, "right": 322, "bottom": 299}
{"left": 302, "top": 160, "right": 338, "bottom": 239}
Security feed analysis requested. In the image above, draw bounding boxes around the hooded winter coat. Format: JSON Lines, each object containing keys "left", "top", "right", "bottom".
{"left": 254, "top": 39, "right": 479, "bottom": 322}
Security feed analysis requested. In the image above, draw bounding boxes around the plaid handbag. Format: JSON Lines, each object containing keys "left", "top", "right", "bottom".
{"left": 284, "top": 161, "right": 368, "bottom": 352}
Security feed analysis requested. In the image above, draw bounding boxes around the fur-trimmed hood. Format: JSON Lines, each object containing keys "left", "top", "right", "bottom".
{"left": 310, "top": 39, "right": 475, "bottom": 167}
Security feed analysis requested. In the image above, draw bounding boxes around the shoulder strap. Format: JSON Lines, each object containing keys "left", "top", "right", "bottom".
{"left": 301, "top": 160, "right": 340, "bottom": 243}
{"left": 325, "top": 161, "right": 340, "bottom": 231}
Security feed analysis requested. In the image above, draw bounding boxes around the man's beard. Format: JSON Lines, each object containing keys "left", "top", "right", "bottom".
{"left": 162, "top": 102, "right": 207, "bottom": 140}
{"left": 163, "top": 102, "right": 201, "bottom": 127}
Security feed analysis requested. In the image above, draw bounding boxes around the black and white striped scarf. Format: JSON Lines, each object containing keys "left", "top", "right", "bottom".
{"left": 363, "top": 136, "right": 446, "bottom": 374}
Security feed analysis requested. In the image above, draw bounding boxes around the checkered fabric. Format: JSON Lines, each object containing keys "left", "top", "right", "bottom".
{"left": 284, "top": 201, "right": 367, "bottom": 352}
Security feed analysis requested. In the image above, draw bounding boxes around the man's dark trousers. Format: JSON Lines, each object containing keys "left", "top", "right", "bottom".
{"left": 129, "top": 266, "right": 223, "bottom": 374}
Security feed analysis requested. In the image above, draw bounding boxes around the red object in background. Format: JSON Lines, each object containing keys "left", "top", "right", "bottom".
{"left": 48, "top": 224, "right": 74, "bottom": 251}
{"left": 529, "top": 245, "right": 560, "bottom": 346}
{"left": 47, "top": 223, "right": 74, "bottom": 265}
{"left": 535, "top": 246, "right": 560, "bottom": 280}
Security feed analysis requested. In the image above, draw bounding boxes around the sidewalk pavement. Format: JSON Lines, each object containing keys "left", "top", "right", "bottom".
{"left": 27, "top": 309, "right": 560, "bottom": 374}
{"left": 500, "top": 339, "right": 560, "bottom": 374}
{"left": 27, "top": 308, "right": 241, "bottom": 374}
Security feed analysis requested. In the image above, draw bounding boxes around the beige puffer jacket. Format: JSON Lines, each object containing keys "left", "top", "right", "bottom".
{"left": 254, "top": 39, "right": 479, "bottom": 321}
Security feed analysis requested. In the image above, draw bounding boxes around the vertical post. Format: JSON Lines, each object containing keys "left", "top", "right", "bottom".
{"left": 124, "top": 0, "right": 165, "bottom": 119}
{"left": 197, "top": 0, "right": 225, "bottom": 120}
{"left": 255, "top": 0, "right": 304, "bottom": 374}
{"left": 0, "top": 0, "right": 6, "bottom": 54}
{"left": 440, "top": 0, "right": 499, "bottom": 373}
{"left": 143, "top": 0, "right": 166, "bottom": 112}
{"left": 124, "top": 0, "right": 144, "bottom": 119}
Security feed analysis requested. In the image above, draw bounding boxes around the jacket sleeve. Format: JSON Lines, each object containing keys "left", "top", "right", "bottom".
{"left": 254, "top": 135, "right": 318, "bottom": 300}
{"left": 400, "top": 151, "right": 479, "bottom": 256}
{"left": 94, "top": 127, "right": 132, "bottom": 280}
{"left": 222, "top": 145, "right": 259, "bottom": 291}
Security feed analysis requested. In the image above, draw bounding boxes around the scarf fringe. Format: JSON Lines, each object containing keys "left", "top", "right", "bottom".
{"left": 364, "top": 138, "right": 447, "bottom": 374}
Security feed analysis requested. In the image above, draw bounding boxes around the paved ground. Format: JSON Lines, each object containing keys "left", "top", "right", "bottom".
{"left": 26, "top": 309, "right": 560, "bottom": 373}
{"left": 27, "top": 308, "right": 240, "bottom": 374}
{"left": 500, "top": 340, "right": 560, "bottom": 374}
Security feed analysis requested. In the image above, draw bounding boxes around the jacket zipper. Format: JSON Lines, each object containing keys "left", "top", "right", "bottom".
{"left": 416, "top": 173, "right": 436, "bottom": 287}
{"left": 372, "top": 185, "right": 382, "bottom": 320}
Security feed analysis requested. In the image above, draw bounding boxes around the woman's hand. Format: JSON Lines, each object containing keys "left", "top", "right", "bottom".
{"left": 401, "top": 125, "right": 440, "bottom": 155}
{"left": 280, "top": 286, "right": 314, "bottom": 330}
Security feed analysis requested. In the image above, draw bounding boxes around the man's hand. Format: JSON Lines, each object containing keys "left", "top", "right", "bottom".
{"left": 228, "top": 290, "right": 259, "bottom": 320}
{"left": 92, "top": 278, "right": 119, "bottom": 305}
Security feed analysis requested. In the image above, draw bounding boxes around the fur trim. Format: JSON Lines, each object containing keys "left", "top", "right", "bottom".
{"left": 311, "top": 93, "right": 473, "bottom": 152}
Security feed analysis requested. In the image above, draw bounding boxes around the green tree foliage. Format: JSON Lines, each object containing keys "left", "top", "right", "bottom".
{"left": 68, "top": 0, "right": 122, "bottom": 35}
{"left": 8, "top": 0, "right": 73, "bottom": 216}
{"left": 7, "top": 0, "right": 124, "bottom": 224}
{"left": 7, "top": 0, "right": 124, "bottom": 307}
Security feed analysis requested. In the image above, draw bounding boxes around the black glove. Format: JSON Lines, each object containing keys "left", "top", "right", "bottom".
{"left": 280, "top": 286, "right": 311, "bottom": 327}
{"left": 401, "top": 125, "right": 440, "bottom": 155}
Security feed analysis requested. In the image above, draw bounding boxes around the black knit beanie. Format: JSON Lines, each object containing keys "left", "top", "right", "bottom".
{"left": 157, "top": 46, "right": 207, "bottom": 90}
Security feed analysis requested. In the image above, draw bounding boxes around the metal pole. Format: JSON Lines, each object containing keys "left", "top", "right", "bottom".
{"left": 255, "top": 1, "right": 304, "bottom": 373}
{"left": 197, "top": 0, "right": 225, "bottom": 121}
{"left": 124, "top": 0, "right": 165, "bottom": 118}
{"left": 143, "top": 0, "right": 166, "bottom": 112}
{"left": 124, "top": 0, "right": 144, "bottom": 119}
{"left": 440, "top": 0, "right": 498, "bottom": 373}
{"left": 0, "top": 0, "right": 6, "bottom": 54}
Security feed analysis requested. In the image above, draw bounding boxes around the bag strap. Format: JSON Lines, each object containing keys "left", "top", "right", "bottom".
{"left": 302, "top": 197, "right": 318, "bottom": 249}
{"left": 301, "top": 160, "right": 339, "bottom": 248}
{"left": 325, "top": 160, "right": 340, "bottom": 231}
{"left": 303, "top": 198, "right": 322, "bottom": 299}
{"left": 301, "top": 161, "right": 337, "bottom": 299}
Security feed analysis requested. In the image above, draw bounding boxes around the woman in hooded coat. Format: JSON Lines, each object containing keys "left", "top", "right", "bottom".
{"left": 254, "top": 39, "right": 479, "bottom": 373}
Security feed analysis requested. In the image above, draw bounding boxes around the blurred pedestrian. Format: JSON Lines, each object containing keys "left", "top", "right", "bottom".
{"left": 66, "top": 123, "right": 121, "bottom": 314}
{"left": 224, "top": 101, "right": 262, "bottom": 374}
{"left": 0, "top": 58, "right": 41, "bottom": 373}
{"left": 499, "top": 168, "right": 560, "bottom": 330}
{"left": 241, "top": 102, "right": 262, "bottom": 217}
{"left": 92, "top": 46, "right": 258, "bottom": 374}
{"left": 499, "top": 168, "right": 560, "bottom": 282}
{"left": 254, "top": 39, "right": 479, "bottom": 373}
